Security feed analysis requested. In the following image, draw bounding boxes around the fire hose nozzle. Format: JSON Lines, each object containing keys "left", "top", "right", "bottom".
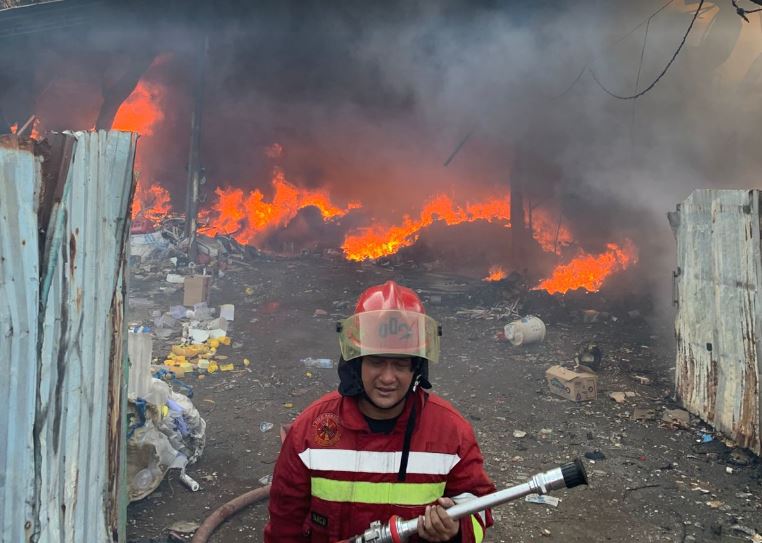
{"left": 561, "top": 458, "right": 588, "bottom": 489}
{"left": 341, "top": 457, "right": 589, "bottom": 543}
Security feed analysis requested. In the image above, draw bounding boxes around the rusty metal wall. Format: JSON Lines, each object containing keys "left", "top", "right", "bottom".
{"left": 0, "top": 131, "right": 137, "bottom": 541}
{"left": 673, "top": 189, "right": 762, "bottom": 455}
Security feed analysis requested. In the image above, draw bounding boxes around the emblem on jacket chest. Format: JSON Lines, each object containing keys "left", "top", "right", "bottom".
{"left": 312, "top": 412, "right": 341, "bottom": 447}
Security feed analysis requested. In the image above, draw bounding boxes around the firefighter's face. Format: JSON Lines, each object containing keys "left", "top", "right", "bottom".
{"left": 359, "top": 356, "right": 414, "bottom": 417}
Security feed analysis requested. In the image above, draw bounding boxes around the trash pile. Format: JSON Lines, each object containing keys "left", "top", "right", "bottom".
{"left": 130, "top": 214, "right": 256, "bottom": 268}
{"left": 126, "top": 330, "right": 207, "bottom": 502}
{"left": 125, "top": 264, "right": 248, "bottom": 501}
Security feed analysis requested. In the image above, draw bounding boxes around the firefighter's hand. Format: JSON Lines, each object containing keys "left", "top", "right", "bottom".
{"left": 417, "top": 497, "right": 459, "bottom": 541}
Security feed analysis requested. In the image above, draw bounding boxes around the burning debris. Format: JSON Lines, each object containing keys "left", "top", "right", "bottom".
{"left": 535, "top": 240, "right": 639, "bottom": 295}
{"left": 483, "top": 264, "right": 507, "bottom": 282}
{"left": 197, "top": 168, "right": 360, "bottom": 245}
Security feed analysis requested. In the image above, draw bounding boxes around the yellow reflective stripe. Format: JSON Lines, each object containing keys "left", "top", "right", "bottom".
{"left": 311, "top": 477, "right": 445, "bottom": 505}
{"left": 471, "top": 514, "right": 484, "bottom": 543}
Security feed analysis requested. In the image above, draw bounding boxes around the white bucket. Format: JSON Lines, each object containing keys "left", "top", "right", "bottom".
{"left": 505, "top": 316, "right": 546, "bottom": 346}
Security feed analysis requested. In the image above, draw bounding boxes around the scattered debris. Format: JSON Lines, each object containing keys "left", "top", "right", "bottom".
{"left": 183, "top": 275, "right": 211, "bottom": 306}
{"left": 525, "top": 494, "right": 559, "bottom": 507}
{"left": 513, "top": 430, "right": 527, "bottom": 438}
{"left": 584, "top": 449, "right": 606, "bottom": 461}
{"left": 728, "top": 448, "right": 754, "bottom": 466}
{"left": 633, "top": 375, "right": 651, "bottom": 385}
{"left": 632, "top": 408, "right": 656, "bottom": 422}
{"left": 167, "top": 521, "right": 200, "bottom": 534}
{"left": 662, "top": 408, "right": 691, "bottom": 428}
{"left": 504, "top": 315, "right": 546, "bottom": 346}
{"left": 575, "top": 342, "right": 602, "bottom": 371}
{"left": 166, "top": 273, "right": 186, "bottom": 284}
{"left": 301, "top": 357, "right": 334, "bottom": 368}
{"left": 609, "top": 392, "right": 626, "bottom": 403}
{"left": 260, "top": 422, "right": 274, "bottom": 433}
{"left": 581, "top": 309, "right": 600, "bottom": 323}
{"left": 220, "top": 304, "right": 235, "bottom": 321}
{"left": 545, "top": 365, "right": 598, "bottom": 401}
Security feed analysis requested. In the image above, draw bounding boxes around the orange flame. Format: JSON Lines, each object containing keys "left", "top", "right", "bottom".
{"left": 30, "top": 118, "right": 42, "bottom": 140}
{"left": 483, "top": 265, "right": 507, "bottom": 282}
{"left": 116, "top": 79, "right": 170, "bottom": 225}
{"left": 534, "top": 240, "right": 638, "bottom": 294}
{"left": 131, "top": 178, "right": 172, "bottom": 222}
{"left": 112, "top": 81, "right": 165, "bottom": 136}
{"left": 531, "top": 210, "right": 573, "bottom": 253}
{"left": 198, "top": 168, "right": 359, "bottom": 245}
{"left": 342, "top": 194, "right": 571, "bottom": 261}
{"left": 8, "top": 119, "right": 41, "bottom": 139}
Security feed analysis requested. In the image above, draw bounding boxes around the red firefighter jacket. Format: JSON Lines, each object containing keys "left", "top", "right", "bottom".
{"left": 264, "top": 389, "right": 495, "bottom": 542}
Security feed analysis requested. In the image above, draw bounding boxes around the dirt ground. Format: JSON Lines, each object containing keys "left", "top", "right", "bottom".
{"left": 126, "top": 254, "right": 761, "bottom": 543}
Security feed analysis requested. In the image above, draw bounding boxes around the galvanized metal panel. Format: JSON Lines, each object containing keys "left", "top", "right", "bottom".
{"left": 36, "top": 130, "right": 136, "bottom": 542}
{"left": 0, "top": 136, "right": 42, "bottom": 542}
{"left": 674, "top": 189, "right": 762, "bottom": 455}
{"left": 0, "top": 131, "right": 136, "bottom": 542}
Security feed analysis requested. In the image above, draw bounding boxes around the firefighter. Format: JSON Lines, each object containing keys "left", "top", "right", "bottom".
{"left": 264, "top": 280, "right": 495, "bottom": 542}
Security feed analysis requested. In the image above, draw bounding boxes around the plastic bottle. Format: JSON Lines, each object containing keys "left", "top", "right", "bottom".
{"left": 133, "top": 466, "right": 159, "bottom": 491}
{"left": 301, "top": 357, "right": 333, "bottom": 369}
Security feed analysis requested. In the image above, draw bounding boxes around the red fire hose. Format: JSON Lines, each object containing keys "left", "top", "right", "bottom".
{"left": 190, "top": 484, "right": 271, "bottom": 543}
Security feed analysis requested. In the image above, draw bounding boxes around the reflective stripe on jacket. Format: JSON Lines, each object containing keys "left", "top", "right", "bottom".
{"left": 264, "top": 389, "right": 495, "bottom": 542}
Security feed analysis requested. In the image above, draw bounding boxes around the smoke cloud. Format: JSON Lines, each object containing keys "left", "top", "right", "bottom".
{"left": 1, "top": 0, "right": 760, "bottom": 314}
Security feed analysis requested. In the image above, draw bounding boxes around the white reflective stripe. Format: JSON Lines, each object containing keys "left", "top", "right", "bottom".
{"left": 298, "top": 448, "right": 461, "bottom": 475}
{"left": 451, "top": 492, "right": 487, "bottom": 525}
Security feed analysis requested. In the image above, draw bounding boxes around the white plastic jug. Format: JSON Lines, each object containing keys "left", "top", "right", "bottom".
{"left": 504, "top": 316, "right": 546, "bottom": 346}
{"left": 127, "top": 331, "right": 153, "bottom": 399}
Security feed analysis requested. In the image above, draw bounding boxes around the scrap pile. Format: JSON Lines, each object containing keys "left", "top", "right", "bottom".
{"left": 125, "top": 271, "right": 245, "bottom": 502}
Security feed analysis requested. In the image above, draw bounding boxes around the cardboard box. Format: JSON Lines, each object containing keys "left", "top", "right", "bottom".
{"left": 545, "top": 365, "right": 598, "bottom": 401}
{"left": 183, "top": 275, "right": 210, "bottom": 306}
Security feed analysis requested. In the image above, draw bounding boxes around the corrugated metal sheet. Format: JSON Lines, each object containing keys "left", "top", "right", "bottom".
{"left": 0, "top": 136, "right": 42, "bottom": 541}
{"left": 0, "top": 130, "right": 137, "bottom": 541}
{"left": 673, "top": 189, "right": 761, "bottom": 455}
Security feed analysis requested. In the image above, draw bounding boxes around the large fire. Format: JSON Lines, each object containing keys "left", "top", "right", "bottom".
{"left": 198, "top": 168, "right": 360, "bottom": 245}
{"left": 112, "top": 81, "right": 165, "bottom": 137}
{"left": 112, "top": 77, "right": 634, "bottom": 294}
{"left": 534, "top": 240, "right": 638, "bottom": 294}
{"left": 131, "top": 181, "right": 172, "bottom": 222}
{"left": 341, "top": 194, "right": 571, "bottom": 262}
{"left": 113, "top": 80, "right": 173, "bottom": 223}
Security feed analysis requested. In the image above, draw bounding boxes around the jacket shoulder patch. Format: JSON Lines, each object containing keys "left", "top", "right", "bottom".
{"left": 312, "top": 412, "right": 341, "bottom": 446}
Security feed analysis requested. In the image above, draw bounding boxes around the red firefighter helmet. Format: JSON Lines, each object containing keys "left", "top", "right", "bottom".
{"left": 353, "top": 280, "right": 426, "bottom": 315}
{"left": 338, "top": 280, "right": 440, "bottom": 363}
